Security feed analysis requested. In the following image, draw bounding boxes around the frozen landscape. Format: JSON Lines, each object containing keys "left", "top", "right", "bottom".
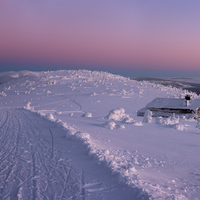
{"left": 0, "top": 69, "right": 200, "bottom": 200}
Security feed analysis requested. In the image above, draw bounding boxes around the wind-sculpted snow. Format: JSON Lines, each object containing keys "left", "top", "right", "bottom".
{"left": 1, "top": 69, "right": 200, "bottom": 199}
{"left": 143, "top": 110, "right": 153, "bottom": 123}
{"left": 105, "top": 108, "right": 132, "bottom": 121}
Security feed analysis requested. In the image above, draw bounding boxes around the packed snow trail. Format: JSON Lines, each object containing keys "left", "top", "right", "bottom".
{"left": 0, "top": 108, "right": 148, "bottom": 200}
{"left": 0, "top": 108, "right": 80, "bottom": 199}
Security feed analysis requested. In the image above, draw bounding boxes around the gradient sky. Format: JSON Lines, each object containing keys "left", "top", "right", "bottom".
{"left": 1, "top": 1, "right": 200, "bottom": 76}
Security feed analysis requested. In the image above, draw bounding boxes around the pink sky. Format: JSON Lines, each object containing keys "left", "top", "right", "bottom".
{"left": 1, "top": 1, "right": 200, "bottom": 72}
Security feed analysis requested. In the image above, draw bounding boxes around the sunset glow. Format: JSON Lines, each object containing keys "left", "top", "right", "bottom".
{"left": 1, "top": 1, "right": 200, "bottom": 75}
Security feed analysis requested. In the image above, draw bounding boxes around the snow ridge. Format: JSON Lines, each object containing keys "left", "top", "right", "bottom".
{"left": 34, "top": 110, "right": 150, "bottom": 199}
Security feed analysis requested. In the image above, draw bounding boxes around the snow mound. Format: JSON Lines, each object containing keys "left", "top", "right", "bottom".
{"left": 69, "top": 113, "right": 74, "bottom": 116}
{"left": 46, "top": 113, "right": 55, "bottom": 121}
{"left": 156, "top": 116, "right": 180, "bottom": 126}
{"left": 82, "top": 112, "right": 92, "bottom": 118}
{"left": 133, "top": 121, "right": 143, "bottom": 126}
{"left": 90, "top": 92, "right": 97, "bottom": 96}
{"left": 143, "top": 110, "right": 153, "bottom": 123}
{"left": 102, "top": 121, "right": 116, "bottom": 129}
{"left": 24, "top": 101, "right": 34, "bottom": 111}
{"left": 174, "top": 124, "right": 186, "bottom": 131}
{"left": 105, "top": 108, "right": 131, "bottom": 121}
{"left": 122, "top": 116, "right": 135, "bottom": 124}
{"left": 48, "top": 80, "right": 56, "bottom": 85}
{"left": 0, "top": 91, "right": 7, "bottom": 97}
{"left": 118, "top": 124, "right": 125, "bottom": 129}
{"left": 155, "top": 116, "right": 164, "bottom": 124}
{"left": 162, "top": 116, "right": 179, "bottom": 125}
{"left": 75, "top": 131, "right": 90, "bottom": 142}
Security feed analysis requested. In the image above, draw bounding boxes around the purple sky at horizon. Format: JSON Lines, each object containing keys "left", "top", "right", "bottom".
{"left": 0, "top": 1, "right": 200, "bottom": 76}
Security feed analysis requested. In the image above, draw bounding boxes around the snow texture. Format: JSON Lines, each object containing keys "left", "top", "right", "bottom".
{"left": 196, "top": 119, "right": 200, "bottom": 128}
{"left": 24, "top": 101, "right": 34, "bottom": 111}
{"left": 102, "top": 121, "right": 116, "bottom": 130}
{"left": 0, "top": 69, "right": 200, "bottom": 200}
{"left": 143, "top": 110, "right": 153, "bottom": 123}
{"left": 106, "top": 108, "right": 131, "bottom": 121}
{"left": 82, "top": 112, "right": 92, "bottom": 118}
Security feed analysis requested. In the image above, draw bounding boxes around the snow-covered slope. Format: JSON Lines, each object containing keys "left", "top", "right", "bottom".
{"left": 0, "top": 69, "right": 200, "bottom": 199}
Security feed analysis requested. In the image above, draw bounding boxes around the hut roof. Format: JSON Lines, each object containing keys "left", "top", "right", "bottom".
{"left": 146, "top": 98, "right": 200, "bottom": 110}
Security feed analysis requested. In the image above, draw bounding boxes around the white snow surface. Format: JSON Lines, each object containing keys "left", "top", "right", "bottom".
{"left": 0, "top": 69, "right": 200, "bottom": 199}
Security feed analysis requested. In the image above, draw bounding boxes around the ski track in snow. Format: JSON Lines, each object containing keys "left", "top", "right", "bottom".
{"left": 0, "top": 109, "right": 80, "bottom": 200}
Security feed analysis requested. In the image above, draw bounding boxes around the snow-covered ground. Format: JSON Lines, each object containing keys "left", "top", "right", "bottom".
{"left": 0, "top": 70, "right": 200, "bottom": 199}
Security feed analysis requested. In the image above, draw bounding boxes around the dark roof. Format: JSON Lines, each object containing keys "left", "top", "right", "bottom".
{"left": 146, "top": 98, "right": 200, "bottom": 110}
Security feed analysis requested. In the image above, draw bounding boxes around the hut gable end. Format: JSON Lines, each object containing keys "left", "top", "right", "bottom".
{"left": 137, "top": 97, "right": 200, "bottom": 118}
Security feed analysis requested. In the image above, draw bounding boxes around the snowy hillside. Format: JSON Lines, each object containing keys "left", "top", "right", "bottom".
{"left": 0, "top": 69, "right": 200, "bottom": 199}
